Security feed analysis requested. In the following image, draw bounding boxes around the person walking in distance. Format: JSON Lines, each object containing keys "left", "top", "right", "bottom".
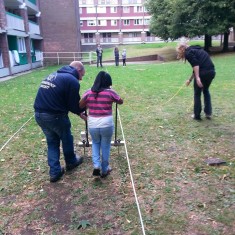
{"left": 96, "top": 44, "right": 103, "bottom": 68}
{"left": 177, "top": 40, "right": 216, "bottom": 120}
{"left": 34, "top": 61, "right": 86, "bottom": 182}
{"left": 80, "top": 71, "right": 123, "bottom": 178}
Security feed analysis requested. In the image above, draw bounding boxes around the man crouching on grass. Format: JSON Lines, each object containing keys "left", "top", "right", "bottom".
{"left": 34, "top": 61, "right": 86, "bottom": 182}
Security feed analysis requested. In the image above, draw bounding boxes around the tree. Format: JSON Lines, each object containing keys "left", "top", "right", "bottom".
{"left": 145, "top": 0, "right": 235, "bottom": 50}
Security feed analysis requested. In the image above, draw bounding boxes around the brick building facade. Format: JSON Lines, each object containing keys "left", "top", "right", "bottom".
{"left": 0, "top": 0, "right": 43, "bottom": 78}
{"left": 39, "top": 0, "right": 81, "bottom": 53}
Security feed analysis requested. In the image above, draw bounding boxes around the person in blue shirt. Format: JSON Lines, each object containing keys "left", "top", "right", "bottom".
{"left": 177, "top": 42, "right": 216, "bottom": 120}
{"left": 34, "top": 61, "right": 86, "bottom": 182}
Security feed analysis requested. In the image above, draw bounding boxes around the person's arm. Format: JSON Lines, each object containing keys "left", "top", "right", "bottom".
{"left": 185, "top": 50, "right": 203, "bottom": 88}
{"left": 193, "top": 66, "right": 203, "bottom": 88}
{"left": 79, "top": 98, "right": 87, "bottom": 121}
{"left": 110, "top": 90, "right": 123, "bottom": 104}
{"left": 186, "top": 73, "right": 194, "bottom": 86}
{"left": 79, "top": 98, "right": 86, "bottom": 109}
{"left": 67, "top": 82, "right": 86, "bottom": 115}
{"left": 117, "top": 98, "right": 123, "bottom": 104}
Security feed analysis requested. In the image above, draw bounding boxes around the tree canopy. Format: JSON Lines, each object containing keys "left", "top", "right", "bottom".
{"left": 146, "top": 0, "right": 235, "bottom": 45}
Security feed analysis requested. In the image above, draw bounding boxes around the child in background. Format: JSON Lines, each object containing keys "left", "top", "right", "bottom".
{"left": 122, "top": 49, "right": 126, "bottom": 66}
{"left": 79, "top": 71, "right": 123, "bottom": 178}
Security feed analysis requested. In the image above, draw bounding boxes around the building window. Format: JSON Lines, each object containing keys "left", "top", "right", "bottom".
{"left": 123, "top": 0, "right": 139, "bottom": 4}
{"left": 111, "top": 20, "right": 117, "bottom": 26}
{"left": 123, "top": 19, "right": 130, "bottom": 25}
{"left": 80, "top": 20, "right": 83, "bottom": 26}
{"left": 97, "top": 7, "right": 106, "bottom": 13}
{"left": 0, "top": 50, "right": 4, "bottom": 68}
{"left": 30, "top": 40, "right": 34, "bottom": 52}
{"left": 129, "top": 32, "right": 138, "bottom": 37}
{"left": 144, "top": 19, "right": 150, "bottom": 25}
{"left": 110, "top": 7, "right": 117, "bottom": 13}
{"left": 123, "top": 6, "right": 130, "bottom": 13}
{"left": 17, "top": 37, "right": 26, "bottom": 53}
{"left": 79, "top": 8, "right": 82, "bottom": 14}
{"left": 87, "top": 20, "right": 96, "bottom": 26}
{"left": 84, "top": 33, "right": 94, "bottom": 43}
{"left": 98, "top": 0, "right": 118, "bottom": 4}
{"left": 98, "top": 20, "right": 107, "bottom": 26}
{"left": 87, "top": 7, "right": 96, "bottom": 13}
{"left": 134, "top": 19, "right": 142, "bottom": 25}
{"left": 134, "top": 6, "right": 143, "bottom": 12}
{"left": 103, "top": 33, "right": 111, "bottom": 38}
{"left": 84, "top": 33, "right": 93, "bottom": 38}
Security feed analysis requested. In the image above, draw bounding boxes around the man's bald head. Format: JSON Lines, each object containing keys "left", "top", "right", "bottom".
{"left": 70, "top": 61, "right": 85, "bottom": 80}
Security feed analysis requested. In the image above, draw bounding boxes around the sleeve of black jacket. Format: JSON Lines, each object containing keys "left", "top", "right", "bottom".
{"left": 67, "top": 78, "right": 86, "bottom": 115}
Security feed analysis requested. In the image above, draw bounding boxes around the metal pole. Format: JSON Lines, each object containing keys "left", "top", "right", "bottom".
{"left": 85, "top": 110, "right": 89, "bottom": 147}
{"left": 114, "top": 103, "right": 118, "bottom": 143}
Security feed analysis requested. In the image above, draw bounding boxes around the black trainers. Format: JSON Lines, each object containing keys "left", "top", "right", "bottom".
{"left": 191, "top": 114, "right": 202, "bottom": 121}
{"left": 92, "top": 168, "right": 101, "bottom": 176}
{"left": 66, "top": 156, "right": 83, "bottom": 171}
{"left": 50, "top": 167, "right": 65, "bottom": 183}
{"left": 101, "top": 168, "right": 112, "bottom": 178}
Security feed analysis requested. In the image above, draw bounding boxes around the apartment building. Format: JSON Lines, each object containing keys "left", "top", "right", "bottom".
{"left": 0, "top": 0, "right": 43, "bottom": 78}
{"left": 79, "top": 0, "right": 158, "bottom": 46}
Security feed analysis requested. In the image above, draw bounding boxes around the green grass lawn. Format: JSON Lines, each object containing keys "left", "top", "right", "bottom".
{"left": 0, "top": 52, "right": 234, "bottom": 234}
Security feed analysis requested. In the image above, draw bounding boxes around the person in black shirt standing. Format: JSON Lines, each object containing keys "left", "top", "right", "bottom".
{"left": 177, "top": 42, "right": 216, "bottom": 120}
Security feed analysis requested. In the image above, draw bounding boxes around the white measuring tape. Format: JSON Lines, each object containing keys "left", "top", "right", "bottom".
{"left": 0, "top": 115, "right": 34, "bottom": 152}
{"left": 105, "top": 67, "right": 146, "bottom": 234}
{"left": 117, "top": 107, "right": 146, "bottom": 235}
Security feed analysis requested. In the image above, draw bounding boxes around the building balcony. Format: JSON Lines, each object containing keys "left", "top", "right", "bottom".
{"left": 29, "top": 21, "right": 40, "bottom": 35}
{"left": 6, "top": 12, "right": 25, "bottom": 31}
{"left": 4, "top": 0, "right": 24, "bottom": 9}
{"left": 25, "top": 0, "right": 39, "bottom": 14}
{"left": 100, "top": 37, "right": 119, "bottom": 43}
{"left": 123, "top": 37, "right": 141, "bottom": 43}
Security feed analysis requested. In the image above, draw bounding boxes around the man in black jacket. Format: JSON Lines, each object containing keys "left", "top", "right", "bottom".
{"left": 177, "top": 42, "right": 216, "bottom": 120}
{"left": 34, "top": 61, "right": 86, "bottom": 182}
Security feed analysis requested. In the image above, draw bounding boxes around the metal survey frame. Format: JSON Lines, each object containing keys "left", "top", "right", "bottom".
{"left": 78, "top": 103, "right": 124, "bottom": 153}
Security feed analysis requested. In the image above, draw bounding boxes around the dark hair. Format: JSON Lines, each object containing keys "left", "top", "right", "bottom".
{"left": 91, "top": 71, "right": 112, "bottom": 98}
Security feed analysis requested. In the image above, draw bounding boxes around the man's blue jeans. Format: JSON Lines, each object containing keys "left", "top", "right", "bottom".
{"left": 194, "top": 71, "right": 215, "bottom": 118}
{"left": 35, "top": 112, "right": 77, "bottom": 177}
{"left": 89, "top": 126, "right": 113, "bottom": 174}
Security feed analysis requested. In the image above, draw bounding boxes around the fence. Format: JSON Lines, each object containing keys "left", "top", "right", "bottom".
{"left": 42, "top": 51, "right": 96, "bottom": 65}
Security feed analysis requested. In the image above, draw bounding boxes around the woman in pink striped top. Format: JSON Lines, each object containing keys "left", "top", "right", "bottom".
{"left": 80, "top": 71, "right": 123, "bottom": 178}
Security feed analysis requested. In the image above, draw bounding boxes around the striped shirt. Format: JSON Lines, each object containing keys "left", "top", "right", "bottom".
{"left": 82, "top": 88, "right": 121, "bottom": 117}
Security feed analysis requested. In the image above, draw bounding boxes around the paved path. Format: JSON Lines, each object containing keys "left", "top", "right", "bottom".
{"left": 0, "top": 70, "right": 33, "bottom": 83}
